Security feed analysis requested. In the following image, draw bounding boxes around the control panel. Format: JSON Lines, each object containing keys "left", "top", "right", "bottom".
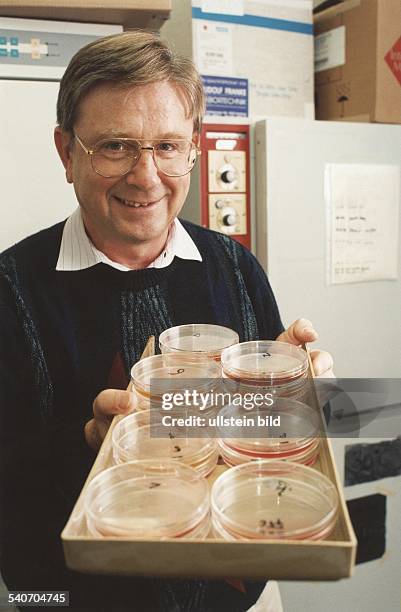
{"left": 200, "top": 124, "right": 251, "bottom": 248}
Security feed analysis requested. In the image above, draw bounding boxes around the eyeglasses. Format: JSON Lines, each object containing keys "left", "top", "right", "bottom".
{"left": 74, "top": 133, "right": 200, "bottom": 178}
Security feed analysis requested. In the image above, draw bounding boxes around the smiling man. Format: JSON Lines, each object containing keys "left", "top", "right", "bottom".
{"left": 55, "top": 80, "right": 196, "bottom": 269}
{"left": 0, "top": 31, "right": 333, "bottom": 612}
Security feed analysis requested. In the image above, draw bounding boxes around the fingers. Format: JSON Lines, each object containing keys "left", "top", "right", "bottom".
{"left": 310, "top": 349, "right": 335, "bottom": 378}
{"left": 84, "top": 418, "right": 104, "bottom": 452}
{"left": 93, "top": 389, "right": 135, "bottom": 419}
{"left": 85, "top": 389, "right": 135, "bottom": 452}
{"left": 276, "top": 318, "right": 318, "bottom": 346}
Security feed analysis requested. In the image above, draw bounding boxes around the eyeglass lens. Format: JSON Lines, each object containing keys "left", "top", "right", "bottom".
{"left": 91, "top": 139, "right": 197, "bottom": 177}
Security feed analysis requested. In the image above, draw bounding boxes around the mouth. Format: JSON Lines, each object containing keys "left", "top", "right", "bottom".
{"left": 114, "top": 196, "right": 165, "bottom": 209}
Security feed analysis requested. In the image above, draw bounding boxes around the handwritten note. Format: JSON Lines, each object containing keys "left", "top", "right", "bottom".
{"left": 325, "top": 164, "right": 400, "bottom": 284}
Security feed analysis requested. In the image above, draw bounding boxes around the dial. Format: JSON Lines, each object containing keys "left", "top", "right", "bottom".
{"left": 223, "top": 213, "right": 237, "bottom": 226}
{"left": 217, "top": 162, "right": 238, "bottom": 190}
{"left": 220, "top": 169, "right": 236, "bottom": 184}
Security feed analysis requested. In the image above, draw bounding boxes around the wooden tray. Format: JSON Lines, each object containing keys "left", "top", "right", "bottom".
{"left": 62, "top": 342, "right": 357, "bottom": 581}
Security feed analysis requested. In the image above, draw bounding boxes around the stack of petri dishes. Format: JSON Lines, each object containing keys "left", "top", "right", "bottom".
{"left": 112, "top": 410, "right": 219, "bottom": 477}
{"left": 84, "top": 460, "right": 211, "bottom": 539}
{"left": 217, "top": 397, "right": 322, "bottom": 467}
{"left": 211, "top": 461, "right": 338, "bottom": 541}
{"left": 221, "top": 340, "right": 310, "bottom": 402}
{"left": 130, "top": 352, "right": 221, "bottom": 411}
{"left": 159, "top": 323, "right": 239, "bottom": 362}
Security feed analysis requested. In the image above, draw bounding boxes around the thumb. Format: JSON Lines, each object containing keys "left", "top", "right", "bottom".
{"left": 93, "top": 389, "right": 136, "bottom": 419}
{"left": 276, "top": 318, "right": 317, "bottom": 346}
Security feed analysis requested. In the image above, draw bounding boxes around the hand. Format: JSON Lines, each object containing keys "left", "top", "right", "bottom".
{"left": 84, "top": 389, "right": 135, "bottom": 452}
{"left": 275, "top": 318, "right": 335, "bottom": 378}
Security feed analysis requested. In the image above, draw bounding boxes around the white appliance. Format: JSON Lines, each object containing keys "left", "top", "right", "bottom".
{"left": 0, "top": 19, "right": 122, "bottom": 253}
{"left": 0, "top": 79, "right": 76, "bottom": 252}
{"left": 255, "top": 117, "right": 401, "bottom": 378}
{"left": 255, "top": 117, "right": 401, "bottom": 612}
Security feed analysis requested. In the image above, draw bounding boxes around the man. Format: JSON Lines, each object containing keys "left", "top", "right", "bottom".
{"left": 0, "top": 31, "right": 333, "bottom": 611}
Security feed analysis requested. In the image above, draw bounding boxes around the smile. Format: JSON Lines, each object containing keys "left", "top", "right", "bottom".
{"left": 115, "top": 196, "right": 164, "bottom": 208}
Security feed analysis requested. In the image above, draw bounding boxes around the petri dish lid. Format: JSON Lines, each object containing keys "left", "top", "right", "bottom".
{"left": 218, "top": 437, "right": 320, "bottom": 466}
{"left": 216, "top": 397, "right": 321, "bottom": 452}
{"left": 159, "top": 324, "right": 239, "bottom": 359}
{"left": 130, "top": 353, "right": 221, "bottom": 398}
{"left": 112, "top": 411, "right": 217, "bottom": 466}
{"left": 84, "top": 459, "right": 210, "bottom": 538}
{"left": 221, "top": 341, "right": 308, "bottom": 384}
{"left": 211, "top": 460, "right": 338, "bottom": 540}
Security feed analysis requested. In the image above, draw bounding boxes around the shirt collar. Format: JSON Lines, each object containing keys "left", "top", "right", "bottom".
{"left": 56, "top": 207, "right": 202, "bottom": 271}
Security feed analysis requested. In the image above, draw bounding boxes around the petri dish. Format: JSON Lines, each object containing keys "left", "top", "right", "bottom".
{"left": 211, "top": 460, "right": 338, "bottom": 541}
{"left": 85, "top": 460, "right": 210, "bottom": 538}
{"left": 218, "top": 437, "right": 320, "bottom": 467}
{"left": 221, "top": 341, "right": 308, "bottom": 386}
{"left": 159, "top": 324, "right": 239, "bottom": 360}
{"left": 179, "top": 511, "right": 211, "bottom": 539}
{"left": 216, "top": 397, "right": 321, "bottom": 454}
{"left": 130, "top": 353, "right": 221, "bottom": 402}
{"left": 112, "top": 411, "right": 219, "bottom": 476}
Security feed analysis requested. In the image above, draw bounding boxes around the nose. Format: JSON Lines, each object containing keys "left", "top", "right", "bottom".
{"left": 124, "top": 147, "right": 162, "bottom": 190}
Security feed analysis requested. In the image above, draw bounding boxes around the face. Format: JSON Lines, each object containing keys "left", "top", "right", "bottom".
{"left": 55, "top": 81, "right": 195, "bottom": 257}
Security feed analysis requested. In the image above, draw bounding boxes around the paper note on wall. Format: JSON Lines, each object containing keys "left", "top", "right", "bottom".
{"left": 325, "top": 163, "right": 400, "bottom": 284}
{"left": 193, "top": 20, "right": 233, "bottom": 75}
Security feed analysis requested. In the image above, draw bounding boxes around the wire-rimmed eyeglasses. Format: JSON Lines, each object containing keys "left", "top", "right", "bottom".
{"left": 74, "top": 132, "right": 201, "bottom": 178}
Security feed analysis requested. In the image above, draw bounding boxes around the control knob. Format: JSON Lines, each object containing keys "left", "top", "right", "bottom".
{"left": 220, "top": 169, "right": 236, "bottom": 184}
{"left": 223, "top": 213, "right": 237, "bottom": 226}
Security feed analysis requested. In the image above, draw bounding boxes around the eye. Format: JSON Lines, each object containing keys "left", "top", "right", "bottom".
{"left": 156, "top": 141, "right": 179, "bottom": 153}
{"left": 100, "top": 140, "right": 128, "bottom": 153}
{"left": 97, "top": 139, "right": 139, "bottom": 160}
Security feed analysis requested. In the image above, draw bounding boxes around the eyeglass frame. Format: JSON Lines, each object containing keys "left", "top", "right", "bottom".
{"left": 73, "top": 132, "right": 201, "bottom": 178}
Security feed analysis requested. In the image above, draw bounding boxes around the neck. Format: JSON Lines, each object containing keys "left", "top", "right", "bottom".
{"left": 84, "top": 226, "right": 169, "bottom": 270}
{"left": 100, "top": 240, "right": 167, "bottom": 269}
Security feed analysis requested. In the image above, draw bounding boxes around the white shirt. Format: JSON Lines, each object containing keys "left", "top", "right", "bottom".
{"left": 56, "top": 208, "right": 202, "bottom": 271}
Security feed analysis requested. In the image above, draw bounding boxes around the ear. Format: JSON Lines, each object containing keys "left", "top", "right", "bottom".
{"left": 54, "top": 127, "right": 74, "bottom": 184}
{"left": 193, "top": 131, "right": 201, "bottom": 148}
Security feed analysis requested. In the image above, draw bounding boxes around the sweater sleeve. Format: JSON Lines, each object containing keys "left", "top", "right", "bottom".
{"left": 0, "top": 275, "right": 95, "bottom": 591}
{"left": 236, "top": 244, "right": 285, "bottom": 340}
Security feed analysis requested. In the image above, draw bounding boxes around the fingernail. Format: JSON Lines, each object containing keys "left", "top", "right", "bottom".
{"left": 303, "top": 326, "right": 315, "bottom": 335}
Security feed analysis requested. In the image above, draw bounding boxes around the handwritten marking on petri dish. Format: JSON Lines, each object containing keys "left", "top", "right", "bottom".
{"left": 173, "top": 445, "right": 181, "bottom": 453}
{"left": 258, "top": 518, "right": 284, "bottom": 534}
{"left": 149, "top": 482, "right": 161, "bottom": 489}
{"left": 276, "top": 480, "right": 291, "bottom": 497}
{"left": 193, "top": 333, "right": 201, "bottom": 337}
{"left": 261, "top": 352, "right": 271, "bottom": 358}
{"left": 168, "top": 368, "right": 185, "bottom": 375}
{"left": 168, "top": 432, "right": 175, "bottom": 439}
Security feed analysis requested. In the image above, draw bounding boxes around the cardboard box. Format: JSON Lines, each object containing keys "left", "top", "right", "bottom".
{"left": 162, "top": 0, "right": 315, "bottom": 121}
{"left": 61, "top": 343, "right": 357, "bottom": 581}
{"left": 62, "top": 440, "right": 356, "bottom": 580}
{"left": 314, "top": 0, "right": 401, "bottom": 124}
{"left": 0, "top": 0, "right": 171, "bottom": 30}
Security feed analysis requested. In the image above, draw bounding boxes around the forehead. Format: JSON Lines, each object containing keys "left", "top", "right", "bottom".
{"left": 74, "top": 81, "right": 194, "bottom": 140}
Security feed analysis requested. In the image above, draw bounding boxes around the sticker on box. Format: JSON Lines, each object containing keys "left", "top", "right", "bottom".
{"left": 202, "top": 75, "right": 248, "bottom": 117}
{"left": 314, "top": 25, "right": 345, "bottom": 73}
{"left": 385, "top": 36, "right": 401, "bottom": 86}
